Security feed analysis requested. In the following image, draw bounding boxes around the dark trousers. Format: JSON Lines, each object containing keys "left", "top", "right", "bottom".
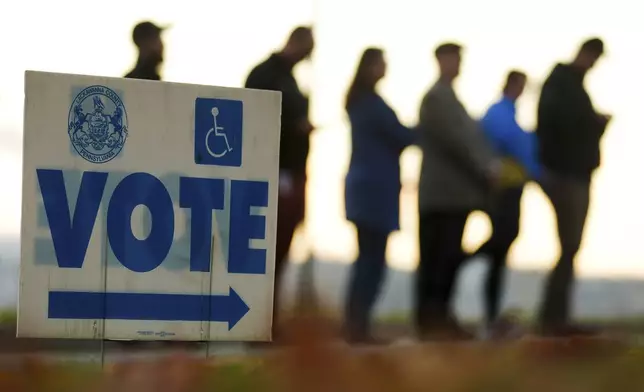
{"left": 344, "top": 225, "right": 389, "bottom": 338}
{"left": 272, "top": 172, "right": 306, "bottom": 339}
{"left": 416, "top": 211, "right": 470, "bottom": 332}
{"left": 538, "top": 172, "right": 590, "bottom": 327}
{"left": 474, "top": 186, "right": 524, "bottom": 324}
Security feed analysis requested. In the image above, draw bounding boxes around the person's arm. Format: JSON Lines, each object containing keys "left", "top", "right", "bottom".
{"left": 419, "top": 90, "right": 498, "bottom": 183}
{"left": 488, "top": 110, "right": 542, "bottom": 180}
{"left": 539, "top": 79, "right": 604, "bottom": 141}
{"left": 510, "top": 132, "right": 541, "bottom": 180}
{"left": 376, "top": 97, "right": 416, "bottom": 150}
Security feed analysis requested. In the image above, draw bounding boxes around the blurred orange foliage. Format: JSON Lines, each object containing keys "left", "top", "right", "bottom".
{"left": 1, "top": 311, "right": 643, "bottom": 392}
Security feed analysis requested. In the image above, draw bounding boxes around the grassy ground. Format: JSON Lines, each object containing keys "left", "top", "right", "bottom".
{"left": 1, "top": 315, "right": 644, "bottom": 391}
{"left": 2, "top": 307, "right": 644, "bottom": 390}
{"left": 379, "top": 311, "right": 644, "bottom": 330}
{"left": 0, "top": 309, "right": 15, "bottom": 325}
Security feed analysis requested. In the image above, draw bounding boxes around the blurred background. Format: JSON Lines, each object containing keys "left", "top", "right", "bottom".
{"left": 1, "top": 0, "right": 643, "bottom": 322}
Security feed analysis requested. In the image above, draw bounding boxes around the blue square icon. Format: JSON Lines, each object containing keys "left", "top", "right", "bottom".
{"left": 194, "top": 98, "right": 243, "bottom": 167}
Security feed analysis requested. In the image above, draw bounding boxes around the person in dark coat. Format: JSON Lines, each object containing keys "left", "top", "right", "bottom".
{"left": 125, "top": 21, "right": 167, "bottom": 81}
{"left": 415, "top": 42, "right": 502, "bottom": 340}
{"left": 343, "top": 48, "right": 415, "bottom": 344}
{"left": 535, "top": 37, "right": 611, "bottom": 337}
{"left": 244, "top": 26, "right": 314, "bottom": 341}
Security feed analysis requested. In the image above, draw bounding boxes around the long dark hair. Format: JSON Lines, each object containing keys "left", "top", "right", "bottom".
{"left": 345, "top": 47, "right": 384, "bottom": 110}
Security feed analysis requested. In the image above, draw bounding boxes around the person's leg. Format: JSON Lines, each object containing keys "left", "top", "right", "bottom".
{"left": 272, "top": 211, "right": 296, "bottom": 340}
{"left": 483, "top": 187, "right": 523, "bottom": 325}
{"left": 417, "top": 210, "right": 472, "bottom": 339}
{"left": 271, "top": 172, "right": 307, "bottom": 340}
{"left": 538, "top": 175, "right": 590, "bottom": 331}
{"left": 416, "top": 211, "right": 446, "bottom": 335}
{"left": 441, "top": 211, "right": 471, "bottom": 315}
{"left": 345, "top": 225, "right": 389, "bottom": 341}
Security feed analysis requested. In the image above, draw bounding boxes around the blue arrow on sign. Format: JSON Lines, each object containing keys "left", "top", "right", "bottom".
{"left": 48, "top": 287, "right": 250, "bottom": 330}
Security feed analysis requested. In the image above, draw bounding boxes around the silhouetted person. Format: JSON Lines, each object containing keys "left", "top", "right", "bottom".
{"left": 473, "top": 70, "right": 541, "bottom": 338}
{"left": 125, "top": 21, "right": 166, "bottom": 80}
{"left": 244, "top": 26, "right": 315, "bottom": 341}
{"left": 343, "top": 48, "right": 415, "bottom": 345}
{"left": 416, "top": 43, "right": 501, "bottom": 340}
{"left": 536, "top": 38, "right": 611, "bottom": 336}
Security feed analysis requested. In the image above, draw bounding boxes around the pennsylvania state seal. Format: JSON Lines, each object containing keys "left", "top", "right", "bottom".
{"left": 68, "top": 85, "right": 128, "bottom": 163}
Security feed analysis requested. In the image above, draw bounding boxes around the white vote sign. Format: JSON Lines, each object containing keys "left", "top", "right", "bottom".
{"left": 18, "top": 71, "right": 281, "bottom": 341}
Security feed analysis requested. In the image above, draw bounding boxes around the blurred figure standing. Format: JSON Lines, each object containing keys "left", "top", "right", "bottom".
{"left": 343, "top": 48, "right": 415, "bottom": 344}
{"left": 125, "top": 21, "right": 166, "bottom": 80}
{"left": 244, "top": 26, "right": 315, "bottom": 341}
{"left": 536, "top": 38, "right": 611, "bottom": 336}
{"left": 415, "top": 43, "right": 501, "bottom": 340}
{"left": 473, "top": 70, "right": 541, "bottom": 338}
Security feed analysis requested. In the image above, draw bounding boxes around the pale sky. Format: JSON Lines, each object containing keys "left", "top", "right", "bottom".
{"left": 1, "top": 0, "right": 642, "bottom": 278}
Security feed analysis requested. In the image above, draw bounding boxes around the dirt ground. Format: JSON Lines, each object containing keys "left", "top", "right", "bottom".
{"left": 0, "top": 321, "right": 415, "bottom": 354}
{"left": 2, "top": 319, "right": 642, "bottom": 354}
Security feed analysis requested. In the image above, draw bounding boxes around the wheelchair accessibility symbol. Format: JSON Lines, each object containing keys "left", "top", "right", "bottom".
{"left": 194, "top": 98, "right": 243, "bottom": 167}
{"left": 206, "top": 107, "right": 233, "bottom": 158}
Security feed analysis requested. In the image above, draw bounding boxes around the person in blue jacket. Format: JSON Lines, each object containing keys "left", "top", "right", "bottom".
{"left": 343, "top": 47, "right": 415, "bottom": 344}
{"left": 473, "top": 70, "right": 541, "bottom": 338}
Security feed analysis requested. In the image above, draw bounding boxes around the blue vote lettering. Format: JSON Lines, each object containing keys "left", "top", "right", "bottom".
{"left": 179, "top": 177, "right": 225, "bottom": 272}
{"left": 229, "top": 180, "right": 269, "bottom": 274}
{"left": 36, "top": 169, "right": 268, "bottom": 274}
{"left": 37, "top": 170, "right": 107, "bottom": 269}
{"left": 107, "top": 173, "right": 174, "bottom": 273}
